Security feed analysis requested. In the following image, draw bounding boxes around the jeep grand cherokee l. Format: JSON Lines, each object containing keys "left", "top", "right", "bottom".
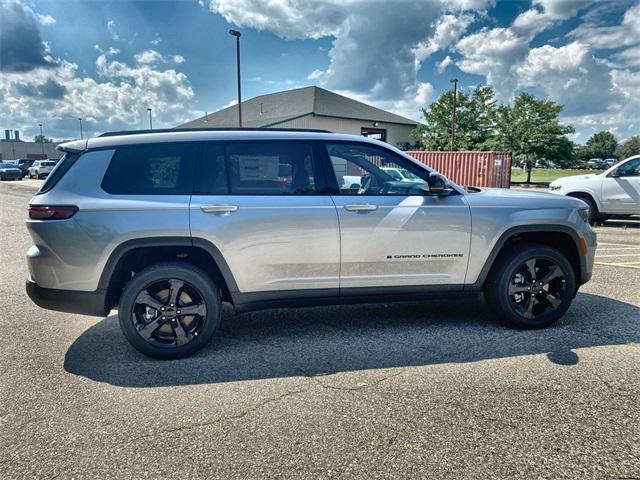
{"left": 26, "top": 129, "right": 596, "bottom": 359}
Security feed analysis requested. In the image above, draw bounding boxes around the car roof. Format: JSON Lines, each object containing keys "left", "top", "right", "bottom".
{"left": 59, "top": 129, "right": 387, "bottom": 152}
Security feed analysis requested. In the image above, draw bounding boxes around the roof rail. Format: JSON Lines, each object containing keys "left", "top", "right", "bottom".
{"left": 98, "top": 127, "right": 333, "bottom": 138}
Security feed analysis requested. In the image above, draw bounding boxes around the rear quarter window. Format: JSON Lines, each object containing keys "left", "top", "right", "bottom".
{"left": 101, "top": 143, "right": 196, "bottom": 195}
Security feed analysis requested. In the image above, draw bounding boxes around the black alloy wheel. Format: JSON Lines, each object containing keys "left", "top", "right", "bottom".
{"left": 118, "top": 262, "right": 221, "bottom": 359}
{"left": 485, "top": 243, "right": 576, "bottom": 329}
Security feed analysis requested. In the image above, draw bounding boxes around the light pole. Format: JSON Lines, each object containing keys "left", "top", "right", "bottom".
{"left": 147, "top": 108, "right": 153, "bottom": 130}
{"left": 9, "top": 129, "right": 16, "bottom": 160}
{"left": 449, "top": 78, "right": 458, "bottom": 151}
{"left": 78, "top": 118, "right": 83, "bottom": 140}
{"left": 229, "top": 29, "right": 242, "bottom": 128}
{"left": 39, "top": 124, "right": 45, "bottom": 157}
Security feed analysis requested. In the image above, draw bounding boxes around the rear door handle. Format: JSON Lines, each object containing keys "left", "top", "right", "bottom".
{"left": 344, "top": 204, "right": 378, "bottom": 212}
{"left": 200, "top": 205, "right": 238, "bottom": 213}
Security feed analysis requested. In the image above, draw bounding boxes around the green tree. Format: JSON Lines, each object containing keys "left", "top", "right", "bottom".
{"left": 411, "top": 85, "right": 498, "bottom": 151}
{"left": 492, "top": 93, "right": 574, "bottom": 182}
{"left": 580, "top": 131, "right": 618, "bottom": 160}
{"left": 34, "top": 135, "right": 53, "bottom": 143}
{"left": 614, "top": 135, "right": 640, "bottom": 159}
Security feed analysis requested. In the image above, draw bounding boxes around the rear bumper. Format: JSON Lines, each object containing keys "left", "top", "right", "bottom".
{"left": 26, "top": 278, "right": 108, "bottom": 317}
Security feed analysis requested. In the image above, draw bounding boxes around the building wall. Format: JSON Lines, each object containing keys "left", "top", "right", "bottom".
{"left": 0, "top": 141, "right": 63, "bottom": 161}
{"left": 271, "top": 114, "right": 416, "bottom": 147}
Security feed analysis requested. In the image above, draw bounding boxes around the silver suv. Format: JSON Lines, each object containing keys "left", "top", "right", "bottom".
{"left": 26, "top": 129, "right": 596, "bottom": 359}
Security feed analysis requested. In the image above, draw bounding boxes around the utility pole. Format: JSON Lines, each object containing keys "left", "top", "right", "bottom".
{"left": 229, "top": 29, "right": 242, "bottom": 128}
{"left": 147, "top": 108, "right": 153, "bottom": 130}
{"left": 39, "top": 124, "right": 45, "bottom": 156}
{"left": 449, "top": 78, "right": 458, "bottom": 151}
{"left": 78, "top": 118, "right": 83, "bottom": 140}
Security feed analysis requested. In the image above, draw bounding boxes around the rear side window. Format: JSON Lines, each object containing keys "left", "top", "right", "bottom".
{"left": 102, "top": 143, "right": 196, "bottom": 195}
{"left": 38, "top": 153, "right": 80, "bottom": 195}
{"left": 226, "top": 142, "right": 316, "bottom": 195}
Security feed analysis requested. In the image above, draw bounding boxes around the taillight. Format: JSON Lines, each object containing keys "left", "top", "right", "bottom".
{"left": 28, "top": 205, "right": 78, "bottom": 220}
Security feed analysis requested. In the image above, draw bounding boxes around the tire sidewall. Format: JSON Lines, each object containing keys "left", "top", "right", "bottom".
{"left": 118, "top": 263, "right": 221, "bottom": 360}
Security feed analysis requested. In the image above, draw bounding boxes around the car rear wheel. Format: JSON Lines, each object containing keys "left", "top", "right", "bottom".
{"left": 118, "top": 262, "right": 221, "bottom": 359}
{"left": 484, "top": 243, "right": 576, "bottom": 329}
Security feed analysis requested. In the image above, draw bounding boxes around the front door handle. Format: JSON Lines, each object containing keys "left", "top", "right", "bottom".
{"left": 200, "top": 205, "right": 238, "bottom": 214}
{"left": 344, "top": 204, "right": 378, "bottom": 212}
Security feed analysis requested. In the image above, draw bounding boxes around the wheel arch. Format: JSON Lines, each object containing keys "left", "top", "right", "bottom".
{"left": 565, "top": 190, "right": 602, "bottom": 211}
{"left": 473, "top": 225, "right": 587, "bottom": 291}
{"left": 99, "top": 236, "right": 240, "bottom": 312}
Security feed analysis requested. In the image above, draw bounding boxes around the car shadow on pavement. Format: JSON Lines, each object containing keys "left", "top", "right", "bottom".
{"left": 64, "top": 292, "right": 639, "bottom": 387}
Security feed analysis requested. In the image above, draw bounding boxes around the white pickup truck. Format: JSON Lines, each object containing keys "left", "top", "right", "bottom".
{"left": 549, "top": 155, "right": 640, "bottom": 223}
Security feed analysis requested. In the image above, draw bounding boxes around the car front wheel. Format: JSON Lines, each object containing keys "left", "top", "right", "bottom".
{"left": 484, "top": 243, "right": 576, "bottom": 329}
{"left": 118, "top": 262, "right": 221, "bottom": 359}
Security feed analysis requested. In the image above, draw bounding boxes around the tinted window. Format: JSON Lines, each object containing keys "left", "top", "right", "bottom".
{"left": 226, "top": 142, "right": 316, "bottom": 195}
{"left": 325, "top": 143, "right": 429, "bottom": 195}
{"left": 102, "top": 143, "right": 195, "bottom": 195}
{"left": 38, "top": 153, "right": 80, "bottom": 194}
{"left": 195, "top": 142, "right": 228, "bottom": 194}
{"left": 617, "top": 159, "right": 640, "bottom": 177}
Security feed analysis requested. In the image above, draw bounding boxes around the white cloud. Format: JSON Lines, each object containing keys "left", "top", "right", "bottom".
{"left": 515, "top": 41, "right": 621, "bottom": 116}
{"left": 2, "top": 50, "right": 196, "bottom": 139}
{"left": 436, "top": 55, "right": 453, "bottom": 74}
{"left": 36, "top": 13, "right": 55, "bottom": 25}
{"left": 107, "top": 20, "right": 119, "bottom": 41}
{"left": 513, "top": 0, "right": 589, "bottom": 36}
{"left": 456, "top": 27, "right": 530, "bottom": 100}
{"left": 570, "top": 3, "right": 640, "bottom": 52}
{"left": 133, "top": 49, "right": 186, "bottom": 65}
{"left": 415, "top": 13, "right": 476, "bottom": 62}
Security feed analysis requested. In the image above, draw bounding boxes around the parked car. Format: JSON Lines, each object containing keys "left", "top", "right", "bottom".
{"left": 0, "top": 162, "right": 23, "bottom": 181}
{"left": 14, "top": 158, "right": 35, "bottom": 177}
{"left": 28, "top": 160, "right": 57, "bottom": 179}
{"left": 26, "top": 129, "right": 596, "bottom": 359}
{"left": 587, "top": 158, "right": 607, "bottom": 169}
{"left": 604, "top": 158, "right": 618, "bottom": 167}
{"left": 549, "top": 155, "right": 640, "bottom": 223}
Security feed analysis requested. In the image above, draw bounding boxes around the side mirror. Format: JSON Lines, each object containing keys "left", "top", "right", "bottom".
{"left": 608, "top": 169, "right": 620, "bottom": 178}
{"left": 428, "top": 173, "right": 452, "bottom": 195}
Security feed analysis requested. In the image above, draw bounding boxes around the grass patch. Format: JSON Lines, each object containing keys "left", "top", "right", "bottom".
{"left": 510, "top": 168, "right": 600, "bottom": 184}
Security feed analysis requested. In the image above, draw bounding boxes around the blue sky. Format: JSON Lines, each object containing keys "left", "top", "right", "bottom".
{"left": 2, "top": 0, "right": 639, "bottom": 143}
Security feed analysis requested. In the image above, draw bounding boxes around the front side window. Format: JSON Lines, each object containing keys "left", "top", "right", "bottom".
{"left": 325, "top": 142, "right": 429, "bottom": 195}
{"left": 102, "top": 143, "right": 195, "bottom": 195}
{"left": 617, "top": 159, "right": 640, "bottom": 177}
{"left": 226, "top": 142, "right": 316, "bottom": 195}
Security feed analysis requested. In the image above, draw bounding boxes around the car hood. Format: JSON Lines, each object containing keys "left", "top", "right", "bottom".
{"left": 465, "top": 187, "right": 585, "bottom": 209}
{"left": 550, "top": 173, "right": 602, "bottom": 184}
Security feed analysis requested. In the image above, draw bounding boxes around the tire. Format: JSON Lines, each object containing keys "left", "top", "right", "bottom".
{"left": 118, "top": 262, "right": 221, "bottom": 359}
{"left": 573, "top": 195, "right": 606, "bottom": 225}
{"left": 484, "top": 243, "right": 576, "bottom": 329}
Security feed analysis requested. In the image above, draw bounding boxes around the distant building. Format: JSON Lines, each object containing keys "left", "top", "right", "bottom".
{"left": 0, "top": 130, "right": 63, "bottom": 161}
{"left": 178, "top": 86, "right": 420, "bottom": 147}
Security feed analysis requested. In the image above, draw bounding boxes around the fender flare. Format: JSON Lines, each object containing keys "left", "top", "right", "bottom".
{"left": 469, "top": 224, "right": 587, "bottom": 289}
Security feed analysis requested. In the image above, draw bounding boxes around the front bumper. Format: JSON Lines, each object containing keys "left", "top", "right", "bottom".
{"left": 26, "top": 278, "right": 108, "bottom": 317}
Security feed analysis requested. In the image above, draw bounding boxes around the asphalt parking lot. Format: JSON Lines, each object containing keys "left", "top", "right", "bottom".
{"left": 1, "top": 179, "right": 638, "bottom": 479}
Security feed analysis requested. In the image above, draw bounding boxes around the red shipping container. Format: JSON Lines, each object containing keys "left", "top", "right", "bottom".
{"left": 406, "top": 151, "right": 512, "bottom": 188}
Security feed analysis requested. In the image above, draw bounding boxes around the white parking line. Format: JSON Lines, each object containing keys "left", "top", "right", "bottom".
{"left": 594, "top": 262, "right": 640, "bottom": 269}
{"left": 596, "top": 246, "right": 640, "bottom": 251}
{"left": 595, "top": 253, "right": 640, "bottom": 258}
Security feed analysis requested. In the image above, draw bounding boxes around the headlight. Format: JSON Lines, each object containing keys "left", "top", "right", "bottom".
{"left": 549, "top": 184, "right": 561, "bottom": 191}
{"left": 577, "top": 206, "right": 590, "bottom": 223}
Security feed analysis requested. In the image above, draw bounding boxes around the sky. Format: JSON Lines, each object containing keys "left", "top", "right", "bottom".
{"left": 1, "top": 0, "right": 639, "bottom": 143}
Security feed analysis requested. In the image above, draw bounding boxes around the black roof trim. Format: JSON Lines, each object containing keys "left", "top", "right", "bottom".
{"left": 98, "top": 127, "right": 333, "bottom": 138}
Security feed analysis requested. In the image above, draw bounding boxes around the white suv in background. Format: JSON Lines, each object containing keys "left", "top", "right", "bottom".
{"left": 549, "top": 155, "right": 640, "bottom": 223}
{"left": 28, "top": 160, "right": 57, "bottom": 179}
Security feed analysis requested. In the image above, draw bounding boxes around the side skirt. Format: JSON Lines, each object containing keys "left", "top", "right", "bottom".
{"left": 232, "top": 284, "right": 481, "bottom": 313}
